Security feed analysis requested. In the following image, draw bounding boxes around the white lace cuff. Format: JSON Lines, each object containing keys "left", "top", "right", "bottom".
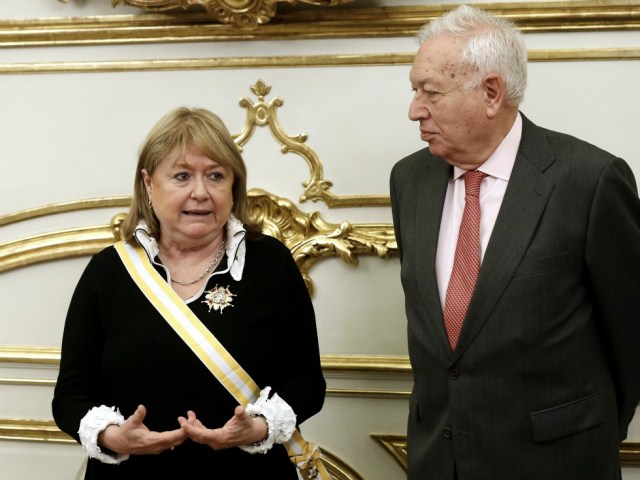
{"left": 239, "top": 387, "right": 297, "bottom": 454}
{"left": 78, "top": 405, "right": 130, "bottom": 464}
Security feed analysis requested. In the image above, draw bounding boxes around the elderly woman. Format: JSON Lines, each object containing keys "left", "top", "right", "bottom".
{"left": 52, "top": 107, "right": 327, "bottom": 479}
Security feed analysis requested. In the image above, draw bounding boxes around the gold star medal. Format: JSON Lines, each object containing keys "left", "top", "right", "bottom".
{"left": 203, "top": 285, "right": 235, "bottom": 313}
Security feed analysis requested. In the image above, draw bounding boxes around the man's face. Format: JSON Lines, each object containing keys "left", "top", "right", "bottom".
{"left": 409, "top": 34, "right": 490, "bottom": 169}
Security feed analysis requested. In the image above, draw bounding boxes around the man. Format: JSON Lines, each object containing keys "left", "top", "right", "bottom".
{"left": 390, "top": 5, "right": 640, "bottom": 480}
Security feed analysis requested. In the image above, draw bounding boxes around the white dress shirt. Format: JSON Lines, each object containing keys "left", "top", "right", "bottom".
{"left": 436, "top": 113, "right": 523, "bottom": 309}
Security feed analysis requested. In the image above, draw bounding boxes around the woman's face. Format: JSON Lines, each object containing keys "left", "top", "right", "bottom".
{"left": 143, "top": 147, "right": 234, "bottom": 248}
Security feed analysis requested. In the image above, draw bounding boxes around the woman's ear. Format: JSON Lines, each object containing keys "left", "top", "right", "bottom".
{"left": 141, "top": 169, "right": 152, "bottom": 195}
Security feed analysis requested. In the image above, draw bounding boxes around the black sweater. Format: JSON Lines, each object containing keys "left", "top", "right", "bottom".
{"left": 52, "top": 234, "right": 326, "bottom": 480}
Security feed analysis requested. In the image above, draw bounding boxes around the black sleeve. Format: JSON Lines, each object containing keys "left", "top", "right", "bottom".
{"left": 51, "top": 249, "right": 110, "bottom": 443}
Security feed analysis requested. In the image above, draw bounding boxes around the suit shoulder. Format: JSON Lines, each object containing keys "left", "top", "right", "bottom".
{"left": 392, "top": 147, "right": 435, "bottom": 176}
{"left": 537, "top": 124, "right": 621, "bottom": 165}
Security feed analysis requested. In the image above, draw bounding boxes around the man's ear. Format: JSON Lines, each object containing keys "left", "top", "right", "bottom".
{"left": 483, "top": 74, "right": 505, "bottom": 118}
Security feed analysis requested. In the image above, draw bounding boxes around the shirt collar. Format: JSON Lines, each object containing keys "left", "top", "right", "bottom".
{"left": 133, "top": 214, "right": 247, "bottom": 281}
{"left": 452, "top": 112, "right": 522, "bottom": 181}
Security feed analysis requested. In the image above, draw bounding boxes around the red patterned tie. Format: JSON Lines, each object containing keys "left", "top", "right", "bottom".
{"left": 443, "top": 170, "right": 486, "bottom": 350}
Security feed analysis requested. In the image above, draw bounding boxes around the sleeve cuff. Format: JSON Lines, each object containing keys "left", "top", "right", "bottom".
{"left": 239, "top": 387, "right": 297, "bottom": 454}
{"left": 78, "top": 405, "right": 130, "bottom": 464}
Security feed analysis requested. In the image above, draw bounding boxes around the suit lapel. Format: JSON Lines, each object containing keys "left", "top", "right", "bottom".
{"left": 453, "top": 115, "right": 556, "bottom": 360}
{"left": 415, "top": 158, "right": 450, "bottom": 344}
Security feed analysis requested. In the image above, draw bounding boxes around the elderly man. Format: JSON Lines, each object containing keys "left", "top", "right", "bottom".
{"left": 390, "top": 4, "right": 640, "bottom": 480}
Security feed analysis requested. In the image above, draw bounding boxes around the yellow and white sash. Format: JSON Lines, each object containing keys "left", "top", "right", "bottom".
{"left": 114, "top": 240, "right": 330, "bottom": 480}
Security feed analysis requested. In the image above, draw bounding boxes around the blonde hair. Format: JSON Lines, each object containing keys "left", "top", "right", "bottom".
{"left": 120, "top": 107, "right": 262, "bottom": 241}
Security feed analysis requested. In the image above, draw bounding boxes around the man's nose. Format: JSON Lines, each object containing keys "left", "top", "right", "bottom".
{"left": 409, "top": 97, "right": 429, "bottom": 121}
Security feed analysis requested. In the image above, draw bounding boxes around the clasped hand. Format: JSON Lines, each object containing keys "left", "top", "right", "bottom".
{"left": 98, "top": 404, "right": 268, "bottom": 455}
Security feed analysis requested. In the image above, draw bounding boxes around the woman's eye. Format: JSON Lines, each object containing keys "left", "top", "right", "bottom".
{"left": 209, "top": 171, "right": 225, "bottom": 181}
{"left": 174, "top": 172, "right": 189, "bottom": 181}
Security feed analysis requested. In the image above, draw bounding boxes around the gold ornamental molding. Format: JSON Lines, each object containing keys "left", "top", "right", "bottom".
{"left": 0, "top": 49, "right": 638, "bottom": 75}
{"left": 4, "top": 1, "right": 640, "bottom": 46}
{"left": 110, "top": 0, "right": 355, "bottom": 27}
{"left": 0, "top": 420, "right": 637, "bottom": 469}
{"left": 371, "top": 434, "right": 408, "bottom": 471}
{"left": 370, "top": 435, "right": 640, "bottom": 470}
{"left": 235, "top": 80, "right": 390, "bottom": 207}
{"left": 0, "top": 80, "right": 397, "bottom": 294}
{"left": 0, "top": 346, "right": 410, "bottom": 374}
{"left": 0, "top": 419, "right": 71, "bottom": 443}
{"left": 0, "top": 346, "right": 413, "bottom": 395}
{"left": 0, "top": 419, "right": 363, "bottom": 480}
{"left": 0, "top": 191, "right": 396, "bottom": 295}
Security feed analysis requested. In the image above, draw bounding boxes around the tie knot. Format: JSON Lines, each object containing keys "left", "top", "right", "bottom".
{"left": 463, "top": 170, "right": 486, "bottom": 197}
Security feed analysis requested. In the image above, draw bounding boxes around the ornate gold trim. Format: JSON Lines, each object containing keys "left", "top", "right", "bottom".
{"left": 249, "top": 189, "right": 396, "bottom": 295}
{"left": 0, "top": 418, "right": 363, "bottom": 479}
{"left": 371, "top": 434, "right": 408, "bottom": 471}
{"left": 0, "top": 192, "right": 396, "bottom": 293}
{"left": 235, "top": 80, "right": 390, "bottom": 208}
{"left": 327, "top": 388, "right": 410, "bottom": 399}
{"left": 321, "top": 355, "right": 411, "bottom": 374}
{"left": 0, "top": 346, "right": 411, "bottom": 373}
{"left": 0, "top": 223, "right": 121, "bottom": 274}
{"left": 111, "top": 0, "right": 355, "bottom": 27}
{"left": 6, "top": 1, "right": 640, "bottom": 46}
{"left": 621, "top": 443, "right": 640, "bottom": 466}
{"left": 321, "top": 448, "right": 366, "bottom": 480}
{"left": 2, "top": 420, "right": 637, "bottom": 470}
{"left": 369, "top": 436, "right": 640, "bottom": 470}
{"left": 0, "top": 197, "right": 131, "bottom": 227}
{"left": 1, "top": 49, "right": 638, "bottom": 75}
{"left": 0, "top": 346, "right": 60, "bottom": 365}
{"left": 0, "top": 378, "right": 56, "bottom": 387}
{"left": 0, "top": 419, "right": 73, "bottom": 443}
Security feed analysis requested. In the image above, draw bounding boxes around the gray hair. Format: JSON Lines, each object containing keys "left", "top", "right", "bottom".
{"left": 418, "top": 4, "right": 528, "bottom": 107}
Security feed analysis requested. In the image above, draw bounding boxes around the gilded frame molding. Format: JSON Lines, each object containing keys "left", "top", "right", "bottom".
{"left": 369, "top": 435, "right": 640, "bottom": 470}
{"left": 0, "top": 416, "right": 638, "bottom": 469}
{"left": 109, "top": 0, "right": 356, "bottom": 27}
{"left": 4, "top": 1, "right": 640, "bottom": 46}
{"left": 1, "top": 49, "right": 639, "bottom": 76}
{"left": 0, "top": 418, "right": 365, "bottom": 479}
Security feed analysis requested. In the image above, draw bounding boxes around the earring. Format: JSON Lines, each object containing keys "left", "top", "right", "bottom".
{"left": 148, "top": 199, "right": 152, "bottom": 208}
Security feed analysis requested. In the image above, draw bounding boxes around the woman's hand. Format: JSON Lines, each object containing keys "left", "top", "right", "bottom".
{"left": 178, "top": 405, "right": 268, "bottom": 450}
{"left": 98, "top": 404, "right": 188, "bottom": 455}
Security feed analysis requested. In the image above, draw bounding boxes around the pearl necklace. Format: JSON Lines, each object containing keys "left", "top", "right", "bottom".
{"left": 170, "top": 240, "right": 226, "bottom": 287}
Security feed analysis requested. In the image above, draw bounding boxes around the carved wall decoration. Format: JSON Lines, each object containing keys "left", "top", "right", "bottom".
{"left": 0, "top": 80, "right": 397, "bottom": 295}
{"left": 37, "top": 2, "right": 640, "bottom": 46}
{"left": 370, "top": 434, "right": 407, "bottom": 471}
{"left": 235, "top": 80, "right": 390, "bottom": 207}
{"left": 110, "top": 0, "right": 355, "bottom": 27}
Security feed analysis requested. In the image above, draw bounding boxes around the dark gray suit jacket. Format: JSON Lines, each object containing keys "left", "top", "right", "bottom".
{"left": 390, "top": 114, "right": 640, "bottom": 480}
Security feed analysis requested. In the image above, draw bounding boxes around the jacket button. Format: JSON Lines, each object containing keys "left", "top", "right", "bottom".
{"left": 448, "top": 369, "right": 460, "bottom": 380}
{"left": 443, "top": 427, "right": 453, "bottom": 439}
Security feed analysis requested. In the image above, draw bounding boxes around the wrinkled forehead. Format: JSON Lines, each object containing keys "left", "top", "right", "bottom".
{"left": 410, "top": 35, "right": 468, "bottom": 84}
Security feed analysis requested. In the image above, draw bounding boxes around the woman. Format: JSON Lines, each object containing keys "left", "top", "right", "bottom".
{"left": 52, "top": 107, "right": 327, "bottom": 479}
